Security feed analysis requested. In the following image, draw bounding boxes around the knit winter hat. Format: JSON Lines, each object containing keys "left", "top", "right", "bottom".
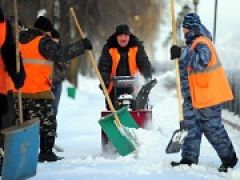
{"left": 34, "top": 16, "right": 53, "bottom": 32}
{"left": 115, "top": 24, "right": 131, "bottom": 36}
{"left": 183, "top": 13, "right": 201, "bottom": 29}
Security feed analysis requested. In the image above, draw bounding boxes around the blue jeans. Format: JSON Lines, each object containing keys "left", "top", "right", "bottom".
{"left": 52, "top": 82, "right": 62, "bottom": 115}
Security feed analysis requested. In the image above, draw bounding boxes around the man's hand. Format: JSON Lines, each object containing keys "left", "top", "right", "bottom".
{"left": 82, "top": 38, "right": 93, "bottom": 50}
{"left": 170, "top": 45, "right": 181, "bottom": 60}
{"left": 12, "top": 71, "right": 25, "bottom": 89}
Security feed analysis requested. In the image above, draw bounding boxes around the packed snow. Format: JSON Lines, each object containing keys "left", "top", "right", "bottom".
{"left": 32, "top": 73, "right": 240, "bottom": 180}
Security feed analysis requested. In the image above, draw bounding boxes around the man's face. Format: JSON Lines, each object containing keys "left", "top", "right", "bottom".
{"left": 183, "top": 28, "right": 190, "bottom": 35}
{"left": 116, "top": 34, "right": 130, "bottom": 48}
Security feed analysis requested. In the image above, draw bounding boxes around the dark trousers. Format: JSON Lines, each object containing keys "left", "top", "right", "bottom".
{"left": 15, "top": 98, "right": 57, "bottom": 152}
{"left": 182, "top": 104, "right": 236, "bottom": 164}
{"left": 52, "top": 81, "right": 62, "bottom": 115}
{"left": 0, "top": 92, "right": 16, "bottom": 148}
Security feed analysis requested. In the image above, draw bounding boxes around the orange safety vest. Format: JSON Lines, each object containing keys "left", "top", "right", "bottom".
{"left": 19, "top": 36, "right": 53, "bottom": 93}
{"left": 188, "top": 36, "right": 233, "bottom": 109}
{"left": 0, "top": 21, "right": 9, "bottom": 95}
{"left": 107, "top": 47, "right": 139, "bottom": 93}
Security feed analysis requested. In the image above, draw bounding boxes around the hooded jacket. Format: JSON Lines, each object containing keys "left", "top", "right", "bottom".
{"left": 180, "top": 24, "right": 232, "bottom": 110}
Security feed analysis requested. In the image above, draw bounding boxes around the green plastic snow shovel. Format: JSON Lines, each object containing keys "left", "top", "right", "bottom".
{"left": 67, "top": 86, "right": 76, "bottom": 99}
{"left": 70, "top": 7, "right": 139, "bottom": 156}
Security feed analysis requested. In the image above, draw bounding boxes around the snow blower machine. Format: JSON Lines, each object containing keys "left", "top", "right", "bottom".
{"left": 100, "top": 76, "right": 157, "bottom": 151}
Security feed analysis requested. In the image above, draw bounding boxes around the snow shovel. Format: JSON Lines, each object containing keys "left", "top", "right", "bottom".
{"left": 165, "top": 0, "right": 188, "bottom": 154}
{"left": 67, "top": 85, "right": 77, "bottom": 99}
{"left": 1, "top": 1, "right": 40, "bottom": 178}
{"left": 70, "top": 7, "right": 139, "bottom": 156}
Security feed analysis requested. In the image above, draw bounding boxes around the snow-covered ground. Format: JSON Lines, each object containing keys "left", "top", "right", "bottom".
{"left": 32, "top": 73, "right": 240, "bottom": 180}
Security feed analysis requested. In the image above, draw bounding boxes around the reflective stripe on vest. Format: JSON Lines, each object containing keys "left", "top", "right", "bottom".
{"left": 188, "top": 36, "right": 233, "bottom": 109}
{"left": 107, "top": 47, "right": 139, "bottom": 93}
{"left": 19, "top": 36, "right": 53, "bottom": 93}
{"left": 23, "top": 59, "right": 53, "bottom": 66}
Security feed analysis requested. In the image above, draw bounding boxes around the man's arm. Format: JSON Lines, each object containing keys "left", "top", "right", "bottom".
{"left": 39, "top": 37, "right": 92, "bottom": 62}
{"left": 187, "top": 43, "right": 211, "bottom": 71}
{"left": 136, "top": 43, "right": 152, "bottom": 80}
{"left": 98, "top": 44, "right": 112, "bottom": 87}
{"left": 1, "top": 20, "right": 25, "bottom": 89}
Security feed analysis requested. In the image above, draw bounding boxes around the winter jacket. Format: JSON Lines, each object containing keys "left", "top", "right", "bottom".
{"left": 98, "top": 33, "right": 152, "bottom": 91}
{"left": 179, "top": 24, "right": 231, "bottom": 112}
{"left": 18, "top": 28, "right": 85, "bottom": 98}
{"left": 19, "top": 35, "right": 53, "bottom": 94}
{"left": 19, "top": 28, "right": 85, "bottom": 62}
{"left": 0, "top": 17, "right": 25, "bottom": 95}
{"left": 188, "top": 36, "right": 233, "bottom": 108}
{"left": 0, "top": 8, "right": 25, "bottom": 115}
{"left": 52, "top": 61, "right": 70, "bottom": 83}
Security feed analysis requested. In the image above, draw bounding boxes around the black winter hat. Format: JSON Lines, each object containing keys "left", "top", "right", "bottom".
{"left": 115, "top": 24, "right": 131, "bottom": 36}
{"left": 34, "top": 16, "right": 53, "bottom": 32}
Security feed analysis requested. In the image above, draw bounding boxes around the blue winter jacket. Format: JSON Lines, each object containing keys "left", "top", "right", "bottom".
{"left": 179, "top": 24, "right": 214, "bottom": 120}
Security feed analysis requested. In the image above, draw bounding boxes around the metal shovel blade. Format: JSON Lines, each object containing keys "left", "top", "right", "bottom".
{"left": 1, "top": 119, "right": 40, "bottom": 180}
{"left": 165, "top": 128, "right": 188, "bottom": 153}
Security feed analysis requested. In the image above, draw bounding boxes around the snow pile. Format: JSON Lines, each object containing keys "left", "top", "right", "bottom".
{"left": 32, "top": 74, "right": 240, "bottom": 180}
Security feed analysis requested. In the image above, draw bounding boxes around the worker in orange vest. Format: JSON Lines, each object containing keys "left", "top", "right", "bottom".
{"left": 16, "top": 16, "right": 92, "bottom": 162}
{"left": 170, "top": 13, "right": 237, "bottom": 172}
{"left": 98, "top": 24, "right": 152, "bottom": 109}
{"left": 0, "top": 7, "right": 25, "bottom": 174}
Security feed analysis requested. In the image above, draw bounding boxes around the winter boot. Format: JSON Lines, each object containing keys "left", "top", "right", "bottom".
{"left": 171, "top": 158, "right": 196, "bottom": 167}
{"left": 218, "top": 153, "right": 238, "bottom": 172}
{"left": 38, "top": 151, "right": 63, "bottom": 162}
{"left": 39, "top": 135, "right": 63, "bottom": 162}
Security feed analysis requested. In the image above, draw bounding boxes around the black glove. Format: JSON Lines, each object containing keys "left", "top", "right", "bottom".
{"left": 0, "top": 7, "right": 4, "bottom": 22}
{"left": 82, "top": 38, "right": 93, "bottom": 50}
{"left": 12, "top": 70, "right": 25, "bottom": 89}
{"left": 170, "top": 45, "right": 181, "bottom": 60}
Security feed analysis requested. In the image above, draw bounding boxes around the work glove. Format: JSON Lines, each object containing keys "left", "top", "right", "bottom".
{"left": 170, "top": 45, "right": 181, "bottom": 60}
{"left": 12, "top": 70, "right": 25, "bottom": 89}
{"left": 82, "top": 38, "right": 93, "bottom": 50}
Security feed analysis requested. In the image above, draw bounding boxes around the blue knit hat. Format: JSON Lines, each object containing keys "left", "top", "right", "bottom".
{"left": 183, "top": 13, "right": 201, "bottom": 29}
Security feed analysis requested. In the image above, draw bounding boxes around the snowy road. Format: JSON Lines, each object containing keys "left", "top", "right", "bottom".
{"left": 33, "top": 74, "right": 240, "bottom": 180}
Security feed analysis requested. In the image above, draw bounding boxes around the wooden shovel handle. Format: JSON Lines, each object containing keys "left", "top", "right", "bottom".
{"left": 69, "top": 7, "right": 122, "bottom": 127}
{"left": 13, "top": 0, "right": 24, "bottom": 125}
{"left": 170, "top": 0, "right": 184, "bottom": 121}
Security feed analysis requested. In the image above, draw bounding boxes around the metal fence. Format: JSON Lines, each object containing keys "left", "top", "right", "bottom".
{"left": 224, "top": 70, "right": 240, "bottom": 116}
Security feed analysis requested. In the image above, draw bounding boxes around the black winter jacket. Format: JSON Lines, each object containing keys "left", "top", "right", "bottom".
{"left": 98, "top": 33, "right": 152, "bottom": 87}
{"left": 19, "top": 28, "right": 85, "bottom": 62}
{"left": 0, "top": 9, "right": 25, "bottom": 114}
